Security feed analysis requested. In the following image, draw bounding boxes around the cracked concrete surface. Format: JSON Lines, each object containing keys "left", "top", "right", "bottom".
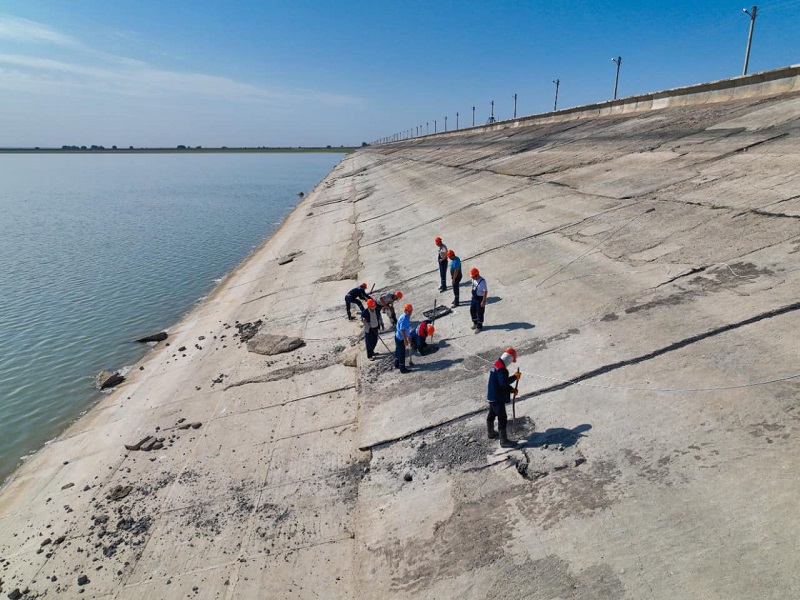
{"left": 1, "top": 79, "right": 800, "bottom": 599}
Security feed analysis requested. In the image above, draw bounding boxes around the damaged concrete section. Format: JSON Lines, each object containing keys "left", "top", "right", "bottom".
{"left": 246, "top": 332, "right": 305, "bottom": 355}
{"left": 2, "top": 74, "right": 800, "bottom": 599}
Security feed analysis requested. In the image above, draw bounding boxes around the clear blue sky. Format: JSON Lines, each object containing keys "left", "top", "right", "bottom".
{"left": 1, "top": 1, "right": 797, "bottom": 147}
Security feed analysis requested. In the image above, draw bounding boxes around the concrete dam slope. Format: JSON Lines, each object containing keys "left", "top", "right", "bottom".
{"left": 1, "top": 71, "right": 799, "bottom": 599}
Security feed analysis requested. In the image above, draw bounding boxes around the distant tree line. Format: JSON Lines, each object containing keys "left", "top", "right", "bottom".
{"left": 61, "top": 145, "right": 124, "bottom": 150}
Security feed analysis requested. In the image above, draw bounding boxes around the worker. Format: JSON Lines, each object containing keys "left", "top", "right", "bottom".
{"left": 361, "top": 299, "right": 382, "bottom": 360}
{"left": 447, "top": 249, "right": 461, "bottom": 307}
{"left": 487, "top": 347, "right": 521, "bottom": 447}
{"left": 375, "top": 290, "right": 403, "bottom": 328}
{"left": 394, "top": 303, "right": 413, "bottom": 373}
{"left": 409, "top": 321, "right": 435, "bottom": 356}
{"left": 344, "top": 283, "right": 370, "bottom": 320}
{"left": 470, "top": 268, "right": 487, "bottom": 331}
{"left": 435, "top": 237, "right": 448, "bottom": 292}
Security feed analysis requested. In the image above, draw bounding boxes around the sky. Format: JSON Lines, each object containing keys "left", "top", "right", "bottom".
{"left": 0, "top": 1, "right": 798, "bottom": 148}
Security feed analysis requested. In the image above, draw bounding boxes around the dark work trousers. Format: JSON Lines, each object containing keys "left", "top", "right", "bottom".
{"left": 470, "top": 294, "right": 485, "bottom": 329}
{"left": 345, "top": 296, "right": 364, "bottom": 319}
{"left": 387, "top": 305, "right": 397, "bottom": 327}
{"left": 438, "top": 260, "right": 448, "bottom": 289}
{"left": 487, "top": 401, "right": 508, "bottom": 430}
{"left": 365, "top": 327, "right": 379, "bottom": 358}
{"left": 394, "top": 336, "right": 406, "bottom": 368}
{"left": 452, "top": 272, "right": 462, "bottom": 304}
{"left": 410, "top": 331, "right": 427, "bottom": 355}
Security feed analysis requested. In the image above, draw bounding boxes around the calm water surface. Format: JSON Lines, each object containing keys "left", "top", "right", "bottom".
{"left": 0, "top": 152, "right": 343, "bottom": 484}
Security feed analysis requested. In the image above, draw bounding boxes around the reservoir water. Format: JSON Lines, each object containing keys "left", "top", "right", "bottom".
{"left": 0, "top": 152, "right": 344, "bottom": 485}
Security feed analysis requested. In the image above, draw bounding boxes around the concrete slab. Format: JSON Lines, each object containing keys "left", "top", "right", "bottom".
{"left": 3, "top": 79, "right": 800, "bottom": 599}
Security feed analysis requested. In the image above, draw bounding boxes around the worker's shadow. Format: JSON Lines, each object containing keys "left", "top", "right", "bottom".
{"left": 481, "top": 321, "right": 535, "bottom": 331}
{"left": 412, "top": 357, "right": 464, "bottom": 371}
{"left": 522, "top": 424, "right": 592, "bottom": 449}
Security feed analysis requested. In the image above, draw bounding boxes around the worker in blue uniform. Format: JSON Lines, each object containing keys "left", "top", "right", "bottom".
{"left": 487, "top": 347, "right": 521, "bottom": 447}
{"left": 345, "top": 283, "right": 370, "bottom": 320}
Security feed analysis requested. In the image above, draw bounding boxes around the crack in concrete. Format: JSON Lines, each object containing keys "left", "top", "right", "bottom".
{"left": 656, "top": 266, "right": 708, "bottom": 287}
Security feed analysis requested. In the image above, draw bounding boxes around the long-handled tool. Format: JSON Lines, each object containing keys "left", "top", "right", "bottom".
{"left": 376, "top": 332, "right": 393, "bottom": 354}
{"left": 512, "top": 367, "right": 520, "bottom": 434}
{"left": 430, "top": 299, "right": 437, "bottom": 344}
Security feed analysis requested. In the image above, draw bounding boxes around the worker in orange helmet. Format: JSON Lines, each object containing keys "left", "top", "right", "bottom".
{"left": 409, "top": 320, "right": 435, "bottom": 356}
{"left": 435, "top": 237, "right": 448, "bottom": 292}
{"left": 487, "top": 347, "right": 521, "bottom": 447}
{"left": 470, "top": 267, "right": 487, "bottom": 331}
{"left": 375, "top": 290, "right": 403, "bottom": 329}
{"left": 361, "top": 298, "right": 382, "bottom": 360}
{"left": 394, "top": 303, "right": 414, "bottom": 373}
{"left": 344, "top": 282, "right": 370, "bottom": 320}
{"left": 447, "top": 249, "right": 461, "bottom": 307}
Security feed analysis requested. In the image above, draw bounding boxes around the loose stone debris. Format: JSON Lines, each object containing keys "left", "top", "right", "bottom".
{"left": 134, "top": 331, "right": 168, "bottom": 343}
{"left": 94, "top": 371, "right": 124, "bottom": 390}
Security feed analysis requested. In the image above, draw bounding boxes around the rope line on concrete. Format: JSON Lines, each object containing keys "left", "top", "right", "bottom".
{"left": 535, "top": 207, "right": 654, "bottom": 289}
{"left": 438, "top": 304, "right": 800, "bottom": 395}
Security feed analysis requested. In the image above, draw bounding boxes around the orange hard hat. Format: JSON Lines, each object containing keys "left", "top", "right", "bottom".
{"left": 505, "top": 347, "right": 517, "bottom": 362}
{"left": 366, "top": 299, "right": 376, "bottom": 308}
{"left": 435, "top": 237, "right": 442, "bottom": 245}
{"left": 360, "top": 282, "right": 367, "bottom": 289}
{"left": 446, "top": 249, "right": 455, "bottom": 258}
{"left": 395, "top": 291, "right": 403, "bottom": 299}
{"left": 426, "top": 324, "right": 435, "bottom": 336}
{"left": 404, "top": 303, "right": 413, "bottom": 312}
{"left": 470, "top": 267, "right": 480, "bottom": 277}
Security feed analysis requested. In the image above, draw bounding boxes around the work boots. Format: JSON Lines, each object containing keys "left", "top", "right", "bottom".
{"left": 499, "top": 427, "right": 516, "bottom": 448}
{"left": 487, "top": 422, "right": 499, "bottom": 439}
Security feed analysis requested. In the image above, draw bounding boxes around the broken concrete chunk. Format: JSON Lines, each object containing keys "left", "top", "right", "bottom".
{"left": 246, "top": 333, "right": 305, "bottom": 356}
{"left": 139, "top": 438, "right": 158, "bottom": 452}
{"left": 95, "top": 371, "right": 125, "bottom": 390}
{"left": 125, "top": 436, "right": 155, "bottom": 451}
{"left": 235, "top": 320, "right": 263, "bottom": 343}
{"left": 107, "top": 485, "right": 133, "bottom": 501}
{"left": 277, "top": 251, "right": 301, "bottom": 265}
{"left": 135, "top": 332, "right": 168, "bottom": 343}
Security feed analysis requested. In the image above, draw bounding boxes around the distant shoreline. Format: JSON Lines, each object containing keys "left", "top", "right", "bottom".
{"left": 0, "top": 146, "right": 357, "bottom": 154}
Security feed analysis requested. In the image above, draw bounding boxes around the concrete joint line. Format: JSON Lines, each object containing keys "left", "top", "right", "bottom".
{"left": 751, "top": 208, "right": 800, "bottom": 220}
{"left": 272, "top": 419, "right": 356, "bottom": 444}
{"left": 360, "top": 214, "right": 445, "bottom": 248}
{"left": 223, "top": 385, "right": 356, "bottom": 417}
{"left": 356, "top": 202, "right": 416, "bottom": 224}
{"left": 359, "top": 410, "right": 485, "bottom": 452}
{"left": 521, "top": 299, "right": 800, "bottom": 400}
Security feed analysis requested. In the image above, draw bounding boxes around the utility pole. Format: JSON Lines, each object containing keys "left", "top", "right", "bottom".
{"left": 456, "top": 112, "right": 459, "bottom": 130}
{"left": 513, "top": 93, "right": 517, "bottom": 119}
{"left": 612, "top": 56, "right": 622, "bottom": 100}
{"left": 742, "top": 6, "right": 758, "bottom": 75}
{"left": 434, "top": 120, "right": 437, "bottom": 133}
{"left": 553, "top": 79, "right": 560, "bottom": 111}
{"left": 472, "top": 106, "right": 475, "bottom": 126}
{"left": 445, "top": 116, "right": 448, "bottom": 132}
{"left": 426, "top": 122, "right": 429, "bottom": 135}
{"left": 488, "top": 100, "right": 495, "bottom": 123}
